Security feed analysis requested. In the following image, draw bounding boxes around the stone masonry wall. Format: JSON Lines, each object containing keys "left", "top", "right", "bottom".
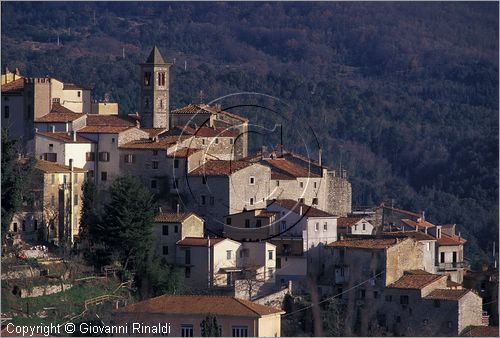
{"left": 326, "top": 170, "right": 352, "bottom": 217}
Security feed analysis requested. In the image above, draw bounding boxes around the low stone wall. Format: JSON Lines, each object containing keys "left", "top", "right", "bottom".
{"left": 253, "top": 286, "right": 291, "bottom": 309}
{"left": 20, "top": 283, "right": 72, "bottom": 298}
{"left": 2, "top": 266, "right": 40, "bottom": 280}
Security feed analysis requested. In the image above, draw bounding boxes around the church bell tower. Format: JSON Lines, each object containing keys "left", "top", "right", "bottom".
{"left": 140, "top": 46, "right": 171, "bottom": 129}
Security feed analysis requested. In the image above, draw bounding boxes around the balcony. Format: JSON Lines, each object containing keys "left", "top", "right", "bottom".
{"left": 437, "top": 261, "right": 469, "bottom": 271}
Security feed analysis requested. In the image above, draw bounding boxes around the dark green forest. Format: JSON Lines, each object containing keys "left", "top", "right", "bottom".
{"left": 1, "top": 1, "right": 498, "bottom": 267}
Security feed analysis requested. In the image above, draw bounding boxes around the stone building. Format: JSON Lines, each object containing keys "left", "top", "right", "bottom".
{"left": 113, "top": 295, "right": 284, "bottom": 337}
{"left": 337, "top": 216, "right": 374, "bottom": 236}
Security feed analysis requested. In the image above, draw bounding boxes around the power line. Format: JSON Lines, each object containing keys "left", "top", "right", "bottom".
{"left": 282, "top": 270, "right": 386, "bottom": 318}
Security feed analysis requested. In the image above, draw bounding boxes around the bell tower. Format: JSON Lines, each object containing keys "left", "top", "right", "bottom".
{"left": 140, "top": 46, "right": 171, "bottom": 129}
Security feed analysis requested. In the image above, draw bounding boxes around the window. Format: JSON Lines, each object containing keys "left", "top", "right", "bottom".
{"left": 34, "top": 220, "right": 38, "bottom": 231}
{"left": 433, "top": 300, "right": 441, "bottom": 308}
{"left": 13, "top": 223, "right": 18, "bottom": 232}
{"left": 49, "top": 144, "right": 54, "bottom": 151}
{"left": 298, "top": 198, "right": 304, "bottom": 203}
{"left": 385, "top": 295, "right": 392, "bottom": 302}
{"left": 232, "top": 326, "right": 248, "bottom": 337}
{"left": 245, "top": 219, "right": 250, "bottom": 228}
{"left": 185, "top": 248, "right": 191, "bottom": 264}
{"left": 276, "top": 180, "right": 280, "bottom": 187}
{"left": 51, "top": 195, "right": 55, "bottom": 207}
{"left": 86, "top": 152, "right": 95, "bottom": 161}
{"left": 240, "top": 249, "right": 249, "bottom": 258}
{"left": 230, "top": 138, "right": 234, "bottom": 144}
{"left": 162, "top": 246, "right": 169, "bottom": 255}
{"left": 226, "top": 217, "right": 232, "bottom": 225}
{"left": 98, "top": 152, "right": 110, "bottom": 162}
{"left": 268, "top": 267, "right": 274, "bottom": 279}
{"left": 256, "top": 220, "right": 262, "bottom": 228}
{"left": 323, "top": 222, "right": 328, "bottom": 231}
{"left": 315, "top": 223, "right": 319, "bottom": 231}
{"left": 373, "top": 291, "right": 379, "bottom": 299}
{"left": 101, "top": 171, "right": 107, "bottom": 181}
{"left": 74, "top": 194, "right": 78, "bottom": 206}
{"left": 124, "top": 154, "right": 135, "bottom": 163}
{"left": 202, "top": 177, "right": 207, "bottom": 184}
{"left": 111, "top": 137, "right": 115, "bottom": 143}
{"left": 74, "top": 173, "right": 78, "bottom": 183}
{"left": 215, "top": 138, "right": 219, "bottom": 144}
{"left": 163, "top": 225, "right": 169, "bottom": 236}
{"left": 249, "top": 176, "right": 255, "bottom": 185}
{"left": 359, "top": 289, "right": 366, "bottom": 299}
{"left": 181, "top": 325, "right": 193, "bottom": 337}
{"left": 174, "top": 225, "right": 178, "bottom": 233}
{"left": 185, "top": 267, "right": 191, "bottom": 278}
{"left": 152, "top": 161, "right": 159, "bottom": 169}
{"left": 314, "top": 181, "right": 317, "bottom": 188}
{"left": 226, "top": 250, "right": 232, "bottom": 260}
{"left": 300, "top": 181, "right": 304, "bottom": 188}
{"left": 22, "top": 221, "right": 26, "bottom": 232}
{"left": 427, "top": 242, "right": 431, "bottom": 251}
{"left": 151, "top": 180, "right": 157, "bottom": 189}
{"left": 202, "top": 139, "right": 205, "bottom": 145}
{"left": 440, "top": 252, "right": 445, "bottom": 263}
{"left": 354, "top": 224, "right": 358, "bottom": 231}
{"left": 210, "top": 196, "right": 215, "bottom": 205}
{"left": 276, "top": 257, "right": 281, "bottom": 269}
{"left": 249, "top": 198, "right": 254, "bottom": 206}
{"left": 51, "top": 174, "right": 55, "bottom": 184}
{"left": 362, "top": 223, "right": 366, "bottom": 231}
{"left": 201, "top": 195, "right": 206, "bottom": 205}
{"left": 144, "top": 72, "right": 151, "bottom": 86}
{"left": 400, "top": 295, "right": 409, "bottom": 305}
{"left": 281, "top": 221, "right": 287, "bottom": 232}
{"left": 312, "top": 198, "right": 318, "bottom": 205}
{"left": 152, "top": 150, "right": 158, "bottom": 156}
{"left": 268, "top": 250, "right": 273, "bottom": 260}
{"left": 174, "top": 159, "right": 179, "bottom": 168}
{"left": 158, "top": 72, "right": 166, "bottom": 87}
{"left": 4, "top": 106, "right": 9, "bottom": 118}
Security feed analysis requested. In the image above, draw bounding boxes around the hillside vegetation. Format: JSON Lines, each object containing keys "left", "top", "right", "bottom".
{"left": 1, "top": 2, "right": 498, "bottom": 267}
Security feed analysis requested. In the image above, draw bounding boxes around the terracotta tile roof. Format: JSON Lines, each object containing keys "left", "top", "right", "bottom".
{"left": 269, "top": 199, "right": 334, "bottom": 217}
{"left": 63, "top": 83, "right": 91, "bottom": 91}
{"left": 387, "top": 271, "right": 445, "bottom": 290}
{"left": 437, "top": 233, "right": 466, "bottom": 246}
{"left": 401, "top": 218, "right": 436, "bottom": 229}
{"left": 385, "top": 231, "right": 436, "bottom": 241}
{"left": 167, "top": 147, "right": 202, "bottom": 158}
{"left": 1, "top": 78, "right": 24, "bottom": 93}
{"left": 176, "top": 237, "right": 227, "bottom": 247}
{"left": 424, "top": 289, "right": 471, "bottom": 301}
{"left": 114, "top": 295, "right": 283, "bottom": 317}
{"left": 86, "top": 114, "right": 136, "bottom": 127}
{"left": 447, "top": 280, "right": 462, "bottom": 288}
{"left": 189, "top": 160, "right": 255, "bottom": 176}
{"left": 182, "top": 125, "right": 239, "bottom": 138}
{"left": 328, "top": 236, "right": 401, "bottom": 250}
{"left": 35, "top": 160, "right": 86, "bottom": 173}
{"left": 262, "top": 158, "right": 321, "bottom": 180}
{"left": 36, "top": 131, "right": 94, "bottom": 144}
{"left": 172, "top": 104, "right": 248, "bottom": 122}
{"left": 460, "top": 326, "right": 499, "bottom": 337}
{"left": 142, "top": 128, "right": 168, "bottom": 138}
{"left": 154, "top": 212, "right": 200, "bottom": 223}
{"left": 78, "top": 125, "right": 133, "bottom": 134}
{"left": 34, "top": 104, "right": 85, "bottom": 123}
{"left": 119, "top": 136, "right": 181, "bottom": 150}
{"left": 337, "top": 217, "right": 363, "bottom": 228}
{"left": 379, "top": 204, "right": 421, "bottom": 218}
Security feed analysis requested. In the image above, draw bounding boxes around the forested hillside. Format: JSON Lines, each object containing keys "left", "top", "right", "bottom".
{"left": 1, "top": 2, "right": 498, "bottom": 267}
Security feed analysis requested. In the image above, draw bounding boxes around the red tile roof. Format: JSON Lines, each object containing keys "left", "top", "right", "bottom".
{"left": 328, "top": 237, "right": 401, "bottom": 250}
{"left": 1, "top": 78, "right": 24, "bottom": 93}
{"left": 337, "top": 217, "right": 363, "bottom": 228}
{"left": 142, "top": 128, "right": 168, "bottom": 138}
{"left": 78, "top": 125, "right": 134, "bottom": 134}
{"left": 35, "top": 160, "right": 86, "bottom": 173}
{"left": 387, "top": 271, "right": 445, "bottom": 290}
{"left": 424, "top": 289, "right": 471, "bottom": 301}
{"left": 379, "top": 204, "right": 421, "bottom": 218}
{"left": 189, "top": 160, "right": 256, "bottom": 176}
{"left": 114, "top": 295, "right": 283, "bottom": 317}
{"left": 86, "top": 114, "right": 136, "bottom": 127}
{"left": 154, "top": 212, "right": 201, "bottom": 223}
{"left": 119, "top": 136, "right": 182, "bottom": 150}
{"left": 401, "top": 218, "right": 436, "bottom": 229}
{"left": 385, "top": 231, "right": 436, "bottom": 241}
{"left": 36, "top": 131, "right": 94, "bottom": 144}
{"left": 63, "top": 83, "right": 91, "bottom": 91}
{"left": 167, "top": 147, "right": 202, "bottom": 158}
{"left": 269, "top": 199, "right": 333, "bottom": 218}
{"left": 262, "top": 158, "right": 321, "bottom": 179}
{"left": 437, "top": 233, "right": 466, "bottom": 246}
{"left": 176, "top": 237, "right": 227, "bottom": 247}
{"left": 172, "top": 104, "right": 248, "bottom": 122}
{"left": 182, "top": 125, "right": 239, "bottom": 138}
{"left": 460, "top": 326, "right": 499, "bottom": 337}
{"left": 34, "top": 104, "right": 85, "bottom": 123}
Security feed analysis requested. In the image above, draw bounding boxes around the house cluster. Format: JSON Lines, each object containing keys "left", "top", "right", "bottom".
{"left": 2, "top": 47, "right": 496, "bottom": 337}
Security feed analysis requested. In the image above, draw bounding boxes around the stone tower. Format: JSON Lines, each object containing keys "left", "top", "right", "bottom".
{"left": 140, "top": 46, "right": 171, "bottom": 129}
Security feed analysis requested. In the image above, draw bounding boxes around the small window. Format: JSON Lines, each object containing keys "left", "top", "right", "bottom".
{"left": 215, "top": 138, "right": 219, "bottom": 144}
{"left": 86, "top": 152, "right": 95, "bottom": 161}
{"left": 22, "top": 221, "right": 26, "bottom": 232}
{"left": 323, "top": 222, "right": 328, "bottom": 231}
{"left": 124, "top": 154, "right": 135, "bottom": 163}
{"left": 276, "top": 180, "right": 280, "bottom": 187}
{"left": 13, "top": 223, "right": 18, "bottom": 232}
{"left": 385, "top": 295, "right": 392, "bottom": 302}
{"left": 362, "top": 223, "right": 366, "bottom": 231}
{"left": 162, "top": 246, "right": 169, "bottom": 255}
{"left": 144, "top": 72, "right": 151, "bottom": 86}
{"left": 151, "top": 180, "right": 157, "bottom": 189}
{"left": 87, "top": 170, "right": 94, "bottom": 178}
{"left": 249, "top": 176, "right": 255, "bottom": 185}
{"left": 229, "top": 139, "right": 234, "bottom": 144}
{"left": 174, "top": 159, "right": 179, "bottom": 168}
{"left": 51, "top": 174, "right": 55, "bottom": 184}
{"left": 77, "top": 91, "right": 81, "bottom": 98}
{"left": 312, "top": 198, "right": 318, "bottom": 205}
{"left": 440, "top": 252, "right": 445, "bottom": 263}
{"left": 373, "top": 291, "right": 378, "bottom": 299}
{"left": 354, "top": 224, "right": 358, "bottom": 231}
{"left": 232, "top": 326, "right": 248, "bottom": 337}
{"left": 300, "top": 181, "right": 304, "bottom": 188}
{"left": 268, "top": 267, "right": 274, "bottom": 279}
{"left": 280, "top": 221, "right": 286, "bottom": 232}
{"left": 314, "top": 181, "right": 317, "bottom": 188}
{"left": 152, "top": 161, "right": 159, "bottom": 169}
{"left": 74, "top": 194, "right": 78, "bottom": 206}
{"left": 433, "top": 300, "right": 440, "bottom": 308}
{"left": 101, "top": 171, "right": 107, "bottom": 181}
{"left": 152, "top": 150, "right": 158, "bottom": 156}
{"left": 359, "top": 289, "right": 366, "bottom": 299}
{"left": 210, "top": 196, "right": 215, "bottom": 205}
{"left": 163, "top": 225, "right": 169, "bottom": 236}
{"left": 202, "top": 177, "right": 207, "bottom": 184}
{"left": 4, "top": 106, "right": 9, "bottom": 118}
{"left": 34, "top": 220, "right": 38, "bottom": 231}
{"left": 400, "top": 295, "right": 409, "bottom": 305}
{"left": 73, "top": 173, "right": 78, "bottom": 183}
{"left": 174, "top": 225, "right": 178, "bottom": 233}
{"left": 185, "top": 267, "right": 191, "bottom": 278}
{"left": 250, "top": 198, "right": 254, "bottom": 205}
{"left": 49, "top": 144, "right": 54, "bottom": 151}
{"left": 111, "top": 137, "right": 115, "bottom": 143}
{"left": 98, "top": 152, "right": 110, "bottom": 162}
{"left": 226, "top": 250, "right": 232, "bottom": 260}
{"left": 201, "top": 195, "right": 206, "bottom": 205}
{"left": 268, "top": 250, "right": 273, "bottom": 260}
{"left": 226, "top": 217, "right": 232, "bottom": 225}
{"left": 427, "top": 242, "right": 431, "bottom": 251}
{"left": 256, "top": 220, "right": 262, "bottom": 227}
{"left": 315, "top": 223, "right": 319, "bottom": 231}
{"left": 245, "top": 219, "right": 250, "bottom": 228}
{"left": 181, "top": 325, "right": 193, "bottom": 337}
{"left": 423, "top": 319, "right": 428, "bottom": 325}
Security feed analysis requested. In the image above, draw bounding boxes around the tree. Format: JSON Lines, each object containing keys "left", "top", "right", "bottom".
{"left": 79, "top": 179, "right": 102, "bottom": 244}
{"left": 102, "top": 176, "right": 156, "bottom": 271}
{"left": 200, "top": 314, "right": 222, "bottom": 337}
{"left": 1, "top": 129, "right": 34, "bottom": 242}
{"left": 135, "top": 256, "right": 184, "bottom": 299}
{"left": 323, "top": 299, "right": 346, "bottom": 336}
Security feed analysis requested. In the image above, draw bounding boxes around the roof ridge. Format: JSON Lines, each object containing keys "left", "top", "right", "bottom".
{"left": 232, "top": 297, "right": 270, "bottom": 316}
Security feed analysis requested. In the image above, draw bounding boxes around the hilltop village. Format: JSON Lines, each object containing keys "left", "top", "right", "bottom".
{"left": 1, "top": 47, "right": 498, "bottom": 337}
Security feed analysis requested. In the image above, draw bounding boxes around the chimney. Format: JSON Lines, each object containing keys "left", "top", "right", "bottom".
{"left": 51, "top": 125, "right": 56, "bottom": 133}
{"left": 176, "top": 203, "right": 180, "bottom": 215}
{"left": 158, "top": 207, "right": 163, "bottom": 213}
{"left": 299, "top": 205, "right": 303, "bottom": 216}
{"left": 71, "top": 130, "right": 76, "bottom": 142}
{"left": 319, "top": 148, "right": 322, "bottom": 167}
{"left": 69, "top": 158, "right": 74, "bottom": 171}
{"left": 422, "top": 211, "right": 425, "bottom": 221}
{"left": 207, "top": 235, "right": 210, "bottom": 247}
